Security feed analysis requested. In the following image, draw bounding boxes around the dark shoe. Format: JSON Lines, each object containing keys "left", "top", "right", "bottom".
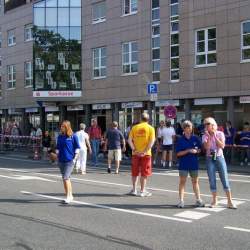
{"left": 107, "top": 168, "right": 111, "bottom": 173}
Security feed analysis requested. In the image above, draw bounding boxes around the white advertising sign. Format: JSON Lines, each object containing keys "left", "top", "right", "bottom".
{"left": 45, "top": 106, "right": 59, "bottom": 112}
{"left": 121, "top": 102, "right": 143, "bottom": 109}
{"left": 67, "top": 105, "right": 84, "bottom": 111}
{"left": 155, "top": 100, "right": 180, "bottom": 107}
{"left": 194, "top": 98, "right": 223, "bottom": 105}
{"left": 25, "top": 108, "right": 38, "bottom": 113}
{"left": 240, "top": 96, "right": 250, "bottom": 104}
{"left": 92, "top": 104, "right": 111, "bottom": 110}
{"left": 33, "top": 91, "right": 82, "bottom": 98}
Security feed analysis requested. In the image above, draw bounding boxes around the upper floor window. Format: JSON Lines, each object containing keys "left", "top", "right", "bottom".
{"left": 92, "top": 1, "right": 106, "bottom": 24}
{"left": 7, "top": 29, "right": 16, "bottom": 46}
{"left": 24, "top": 24, "right": 33, "bottom": 41}
{"left": 122, "top": 41, "right": 138, "bottom": 74}
{"left": 195, "top": 27, "right": 216, "bottom": 66}
{"left": 93, "top": 47, "right": 106, "bottom": 79}
{"left": 25, "top": 61, "right": 33, "bottom": 87}
{"left": 7, "top": 64, "right": 16, "bottom": 89}
{"left": 123, "top": 0, "right": 137, "bottom": 16}
{"left": 242, "top": 21, "right": 250, "bottom": 62}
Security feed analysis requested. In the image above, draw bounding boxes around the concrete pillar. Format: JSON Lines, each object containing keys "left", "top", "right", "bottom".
{"left": 39, "top": 107, "right": 46, "bottom": 133}
{"left": 147, "top": 101, "right": 153, "bottom": 124}
{"left": 112, "top": 103, "right": 119, "bottom": 122}
{"left": 184, "top": 99, "right": 191, "bottom": 120}
{"left": 227, "top": 97, "right": 235, "bottom": 126}
{"left": 84, "top": 104, "right": 91, "bottom": 127}
{"left": 59, "top": 105, "right": 67, "bottom": 123}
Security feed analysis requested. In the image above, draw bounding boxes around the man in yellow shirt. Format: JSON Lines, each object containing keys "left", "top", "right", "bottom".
{"left": 128, "top": 113, "right": 155, "bottom": 197}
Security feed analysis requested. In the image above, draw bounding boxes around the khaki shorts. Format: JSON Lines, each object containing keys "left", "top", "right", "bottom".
{"left": 108, "top": 149, "right": 122, "bottom": 161}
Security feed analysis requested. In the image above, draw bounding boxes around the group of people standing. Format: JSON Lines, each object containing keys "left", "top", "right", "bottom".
{"left": 54, "top": 114, "right": 237, "bottom": 210}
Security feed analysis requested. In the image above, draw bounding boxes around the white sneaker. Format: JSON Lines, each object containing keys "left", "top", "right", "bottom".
{"left": 177, "top": 200, "right": 184, "bottom": 208}
{"left": 139, "top": 191, "right": 152, "bottom": 197}
{"left": 195, "top": 199, "right": 205, "bottom": 207}
{"left": 153, "top": 160, "right": 156, "bottom": 165}
{"left": 128, "top": 189, "right": 137, "bottom": 196}
{"left": 63, "top": 195, "right": 73, "bottom": 204}
{"left": 240, "top": 162, "right": 244, "bottom": 166}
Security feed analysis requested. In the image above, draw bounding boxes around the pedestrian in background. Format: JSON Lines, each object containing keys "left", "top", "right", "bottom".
{"left": 160, "top": 120, "right": 176, "bottom": 168}
{"left": 238, "top": 123, "right": 250, "bottom": 166}
{"left": 76, "top": 123, "right": 92, "bottom": 174}
{"left": 153, "top": 120, "right": 165, "bottom": 166}
{"left": 56, "top": 120, "right": 80, "bottom": 204}
{"left": 176, "top": 120, "right": 204, "bottom": 208}
{"left": 105, "top": 121, "right": 126, "bottom": 174}
{"left": 88, "top": 118, "right": 102, "bottom": 167}
{"left": 202, "top": 117, "right": 237, "bottom": 209}
{"left": 128, "top": 113, "right": 155, "bottom": 197}
{"left": 224, "top": 121, "right": 236, "bottom": 165}
{"left": 42, "top": 130, "right": 51, "bottom": 160}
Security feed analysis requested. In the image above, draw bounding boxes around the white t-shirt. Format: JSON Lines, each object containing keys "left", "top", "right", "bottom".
{"left": 76, "top": 130, "right": 89, "bottom": 150}
{"left": 157, "top": 127, "right": 165, "bottom": 139}
{"left": 160, "top": 127, "right": 176, "bottom": 145}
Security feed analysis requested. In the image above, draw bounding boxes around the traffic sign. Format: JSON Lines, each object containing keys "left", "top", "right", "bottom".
{"left": 147, "top": 83, "right": 158, "bottom": 94}
{"left": 164, "top": 105, "right": 177, "bottom": 119}
{"left": 150, "top": 93, "right": 158, "bottom": 101}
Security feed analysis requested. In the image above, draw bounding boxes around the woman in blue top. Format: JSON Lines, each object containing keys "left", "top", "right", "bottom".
{"left": 176, "top": 120, "right": 204, "bottom": 208}
{"left": 56, "top": 120, "right": 80, "bottom": 204}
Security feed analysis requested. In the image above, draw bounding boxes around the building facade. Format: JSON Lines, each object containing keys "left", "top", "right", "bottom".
{"left": 0, "top": 0, "right": 250, "bottom": 134}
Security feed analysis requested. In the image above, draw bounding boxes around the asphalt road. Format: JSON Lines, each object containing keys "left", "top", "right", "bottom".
{"left": 0, "top": 156, "right": 249, "bottom": 250}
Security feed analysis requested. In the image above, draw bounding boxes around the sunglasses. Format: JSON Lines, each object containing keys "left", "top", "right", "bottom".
{"left": 204, "top": 123, "right": 211, "bottom": 126}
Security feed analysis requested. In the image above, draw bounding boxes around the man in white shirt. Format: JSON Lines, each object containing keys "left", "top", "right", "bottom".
{"left": 76, "top": 123, "right": 92, "bottom": 174}
{"left": 160, "top": 120, "right": 176, "bottom": 168}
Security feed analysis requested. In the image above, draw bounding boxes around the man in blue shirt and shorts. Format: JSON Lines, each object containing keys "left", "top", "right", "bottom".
{"left": 176, "top": 120, "right": 205, "bottom": 208}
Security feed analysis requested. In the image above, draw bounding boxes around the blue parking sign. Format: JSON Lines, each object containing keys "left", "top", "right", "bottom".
{"left": 147, "top": 83, "right": 158, "bottom": 94}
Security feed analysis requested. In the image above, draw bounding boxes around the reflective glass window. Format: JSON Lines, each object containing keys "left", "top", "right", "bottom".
{"left": 46, "top": 8, "right": 57, "bottom": 26}
{"left": 46, "top": 0, "right": 57, "bottom": 7}
{"left": 58, "top": 27, "right": 70, "bottom": 40}
{"left": 70, "top": 0, "right": 81, "bottom": 7}
{"left": 70, "top": 8, "right": 81, "bottom": 26}
{"left": 70, "top": 27, "right": 81, "bottom": 41}
{"left": 58, "top": 8, "right": 69, "bottom": 26}
{"left": 58, "top": 0, "right": 69, "bottom": 7}
{"left": 34, "top": 8, "right": 45, "bottom": 27}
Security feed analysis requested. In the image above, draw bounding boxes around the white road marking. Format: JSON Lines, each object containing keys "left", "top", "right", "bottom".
{"left": 1, "top": 167, "right": 250, "bottom": 202}
{"left": 0, "top": 174, "right": 56, "bottom": 182}
{"left": 20, "top": 191, "right": 192, "bottom": 223}
{"left": 174, "top": 211, "right": 210, "bottom": 220}
{"left": 196, "top": 206, "right": 226, "bottom": 212}
{"left": 224, "top": 226, "right": 250, "bottom": 233}
{"left": 217, "top": 199, "right": 245, "bottom": 206}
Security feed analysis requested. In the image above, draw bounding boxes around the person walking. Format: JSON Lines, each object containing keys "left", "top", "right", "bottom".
{"left": 176, "top": 120, "right": 204, "bottom": 208}
{"left": 88, "top": 118, "right": 102, "bottom": 166}
{"left": 153, "top": 120, "right": 165, "bottom": 166}
{"left": 105, "top": 121, "right": 126, "bottom": 174}
{"left": 160, "top": 120, "right": 176, "bottom": 168}
{"left": 76, "top": 123, "right": 92, "bottom": 174}
{"left": 223, "top": 121, "right": 236, "bottom": 165}
{"left": 128, "top": 113, "right": 155, "bottom": 197}
{"left": 202, "top": 117, "right": 237, "bottom": 209}
{"left": 56, "top": 120, "right": 80, "bottom": 204}
{"left": 42, "top": 130, "right": 51, "bottom": 160}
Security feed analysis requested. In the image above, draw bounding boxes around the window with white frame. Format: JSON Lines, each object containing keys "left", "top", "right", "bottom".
{"left": 92, "top": 1, "right": 106, "bottom": 24}
{"left": 7, "top": 29, "right": 16, "bottom": 46}
{"left": 122, "top": 41, "right": 138, "bottom": 74}
{"left": 7, "top": 64, "right": 16, "bottom": 89}
{"left": 242, "top": 21, "right": 250, "bottom": 61}
{"left": 195, "top": 27, "right": 216, "bottom": 66}
{"left": 25, "top": 61, "right": 33, "bottom": 87}
{"left": 123, "top": 0, "right": 137, "bottom": 15}
{"left": 93, "top": 47, "right": 106, "bottom": 78}
{"left": 24, "top": 24, "right": 33, "bottom": 41}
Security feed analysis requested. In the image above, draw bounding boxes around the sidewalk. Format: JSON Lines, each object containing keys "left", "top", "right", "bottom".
{"left": 1, "top": 150, "right": 250, "bottom": 175}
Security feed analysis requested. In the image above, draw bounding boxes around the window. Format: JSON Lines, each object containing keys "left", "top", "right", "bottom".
{"left": 25, "top": 61, "right": 33, "bottom": 87}
{"left": 4, "top": 0, "right": 26, "bottom": 12}
{"left": 123, "top": 0, "right": 137, "bottom": 15}
{"left": 92, "top": 1, "right": 106, "bottom": 24}
{"left": 170, "top": 0, "right": 179, "bottom": 81}
{"left": 122, "top": 41, "right": 138, "bottom": 74}
{"left": 93, "top": 47, "right": 106, "bottom": 78}
{"left": 7, "top": 65, "right": 16, "bottom": 89}
{"left": 242, "top": 21, "right": 250, "bottom": 62}
{"left": 195, "top": 27, "right": 216, "bottom": 66}
{"left": 7, "top": 29, "right": 16, "bottom": 46}
{"left": 25, "top": 24, "right": 33, "bottom": 41}
{"left": 0, "top": 32, "right": 2, "bottom": 48}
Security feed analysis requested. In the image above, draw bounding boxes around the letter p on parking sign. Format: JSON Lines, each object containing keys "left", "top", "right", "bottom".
{"left": 147, "top": 83, "right": 158, "bottom": 94}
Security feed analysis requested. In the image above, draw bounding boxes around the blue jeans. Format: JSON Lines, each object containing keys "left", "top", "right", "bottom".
{"left": 206, "top": 156, "right": 231, "bottom": 193}
{"left": 90, "top": 139, "right": 100, "bottom": 165}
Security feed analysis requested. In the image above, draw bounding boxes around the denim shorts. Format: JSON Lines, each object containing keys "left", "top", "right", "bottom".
{"left": 58, "top": 161, "right": 74, "bottom": 180}
{"left": 179, "top": 170, "right": 198, "bottom": 178}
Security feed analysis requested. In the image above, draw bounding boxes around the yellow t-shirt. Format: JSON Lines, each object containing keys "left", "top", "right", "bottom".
{"left": 129, "top": 122, "right": 155, "bottom": 156}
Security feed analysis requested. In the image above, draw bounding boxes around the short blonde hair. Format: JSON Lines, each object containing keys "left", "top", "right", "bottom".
{"left": 182, "top": 120, "right": 193, "bottom": 129}
{"left": 204, "top": 117, "right": 218, "bottom": 130}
